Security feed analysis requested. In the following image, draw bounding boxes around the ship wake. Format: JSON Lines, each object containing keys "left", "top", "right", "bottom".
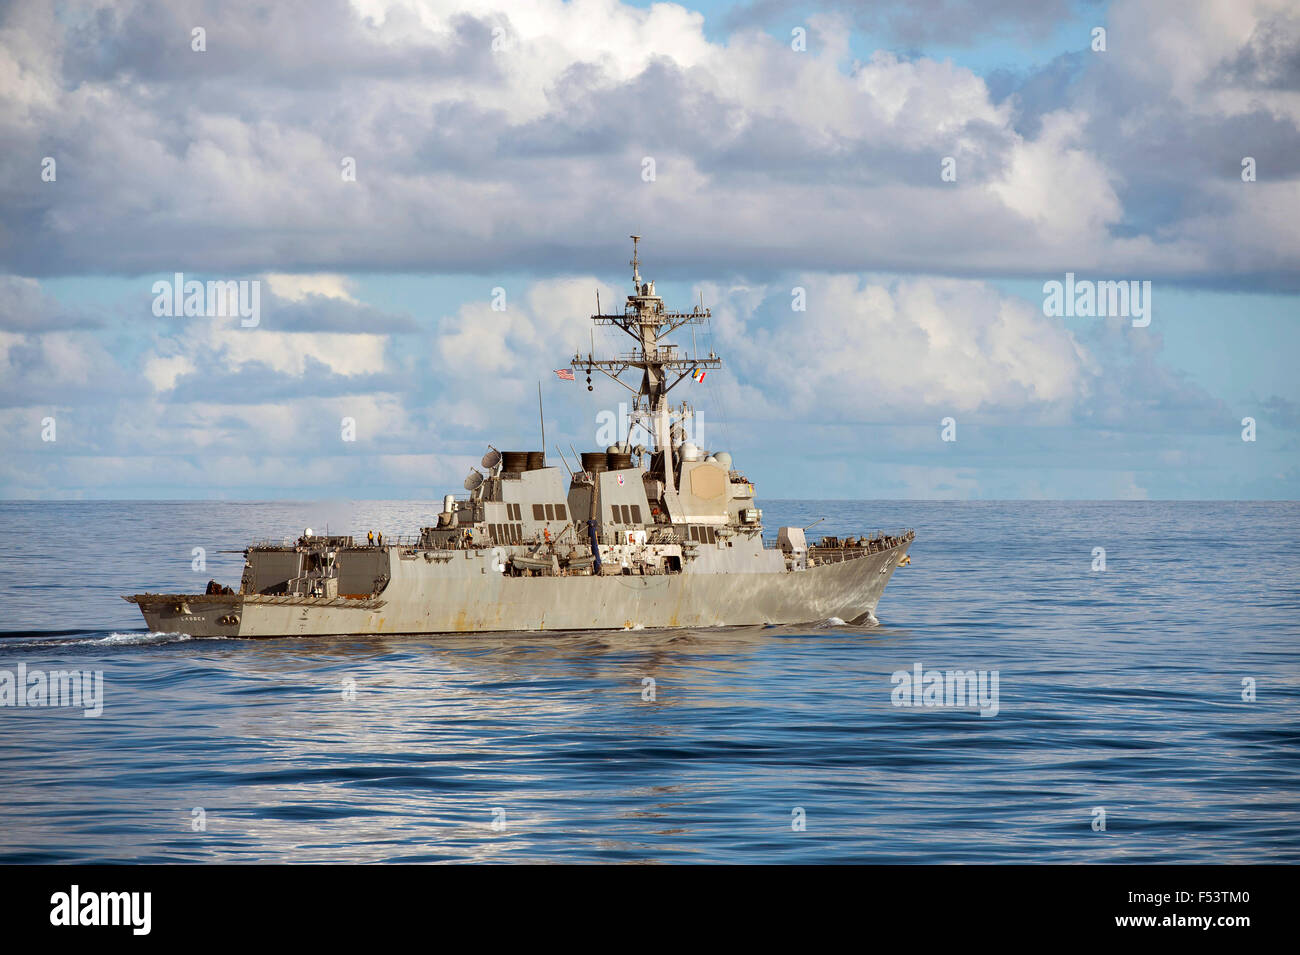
{"left": 0, "top": 630, "right": 226, "bottom": 650}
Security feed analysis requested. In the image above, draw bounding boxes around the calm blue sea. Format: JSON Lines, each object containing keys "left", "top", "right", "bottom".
{"left": 0, "top": 500, "right": 1296, "bottom": 863}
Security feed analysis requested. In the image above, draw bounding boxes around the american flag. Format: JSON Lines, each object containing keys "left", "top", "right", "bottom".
{"left": 554, "top": 368, "right": 575, "bottom": 381}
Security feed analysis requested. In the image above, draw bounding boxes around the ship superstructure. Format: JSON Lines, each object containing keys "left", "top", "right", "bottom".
{"left": 126, "top": 238, "right": 913, "bottom": 636}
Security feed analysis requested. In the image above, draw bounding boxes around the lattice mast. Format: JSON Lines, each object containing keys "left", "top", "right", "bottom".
{"left": 573, "top": 236, "right": 721, "bottom": 497}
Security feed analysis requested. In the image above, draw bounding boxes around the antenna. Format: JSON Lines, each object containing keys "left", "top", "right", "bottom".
{"left": 572, "top": 237, "right": 722, "bottom": 500}
{"left": 554, "top": 445, "right": 574, "bottom": 479}
{"left": 537, "top": 381, "right": 546, "bottom": 462}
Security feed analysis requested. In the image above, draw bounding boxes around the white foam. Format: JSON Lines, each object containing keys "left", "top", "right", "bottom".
{"left": 3, "top": 630, "right": 212, "bottom": 651}
{"left": 98, "top": 631, "right": 197, "bottom": 646}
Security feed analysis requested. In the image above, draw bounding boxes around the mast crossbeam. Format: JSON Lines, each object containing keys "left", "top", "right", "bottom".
{"left": 578, "top": 236, "right": 722, "bottom": 465}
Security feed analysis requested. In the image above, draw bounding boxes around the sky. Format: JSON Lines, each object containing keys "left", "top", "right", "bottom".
{"left": 1, "top": 0, "right": 1297, "bottom": 500}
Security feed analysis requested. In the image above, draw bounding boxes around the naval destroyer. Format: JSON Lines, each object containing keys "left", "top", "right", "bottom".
{"left": 126, "top": 238, "right": 913, "bottom": 637}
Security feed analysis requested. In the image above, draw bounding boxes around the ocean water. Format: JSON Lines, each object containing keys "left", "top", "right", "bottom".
{"left": 0, "top": 500, "right": 1296, "bottom": 864}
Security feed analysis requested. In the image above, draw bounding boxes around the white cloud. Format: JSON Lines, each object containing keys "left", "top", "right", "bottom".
{"left": 142, "top": 354, "right": 195, "bottom": 392}
{"left": 263, "top": 273, "right": 358, "bottom": 303}
{"left": 209, "top": 328, "right": 388, "bottom": 377}
{"left": 435, "top": 277, "right": 615, "bottom": 377}
{"left": 987, "top": 110, "right": 1122, "bottom": 246}
{"left": 710, "top": 273, "right": 1093, "bottom": 422}
{"left": 4, "top": 0, "right": 1291, "bottom": 281}
{"left": 0, "top": 0, "right": 1295, "bottom": 498}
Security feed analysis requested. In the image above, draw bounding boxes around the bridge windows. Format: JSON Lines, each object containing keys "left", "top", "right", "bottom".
{"left": 524, "top": 502, "right": 568, "bottom": 523}
{"left": 490, "top": 523, "right": 522, "bottom": 544}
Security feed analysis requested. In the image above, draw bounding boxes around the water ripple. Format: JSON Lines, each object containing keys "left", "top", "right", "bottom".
{"left": 0, "top": 500, "right": 1297, "bottom": 863}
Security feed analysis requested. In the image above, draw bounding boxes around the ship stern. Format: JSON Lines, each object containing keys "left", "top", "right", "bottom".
{"left": 124, "top": 594, "right": 246, "bottom": 637}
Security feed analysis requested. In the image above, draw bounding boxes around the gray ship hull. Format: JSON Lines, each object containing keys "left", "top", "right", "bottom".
{"left": 128, "top": 540, "right": 910, "bottom": 638}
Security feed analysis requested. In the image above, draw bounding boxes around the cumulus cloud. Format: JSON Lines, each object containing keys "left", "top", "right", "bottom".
{"left": 708, "top": 274, "right": 1096, "bottom": 424}
{"left": 0, "top": 276, "right": 101, "bottom": 331}
{"left": 1002, "top": 0, "right": 1300, "bottom": 286}
{"left": 0, "top": 0, "right": 1292, "bottom": 284}
{"left": 142, "top": 353, "right": 194, "bottom": 392}
{"left": 723, "top": 0, "right": 1079, "bottom": 47}
{"left": 0, "top": 326, "right": 135, "bottom": 408}
{"left": 0, "top": 264, "right": 1279, "bottom": 498}
{"left": 0, "top": 0, "right": 1294, "bottom": 499}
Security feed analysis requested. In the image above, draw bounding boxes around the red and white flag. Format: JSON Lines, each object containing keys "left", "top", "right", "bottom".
{"left": 555, "top": 368, "right": 575, "bottom": 381}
